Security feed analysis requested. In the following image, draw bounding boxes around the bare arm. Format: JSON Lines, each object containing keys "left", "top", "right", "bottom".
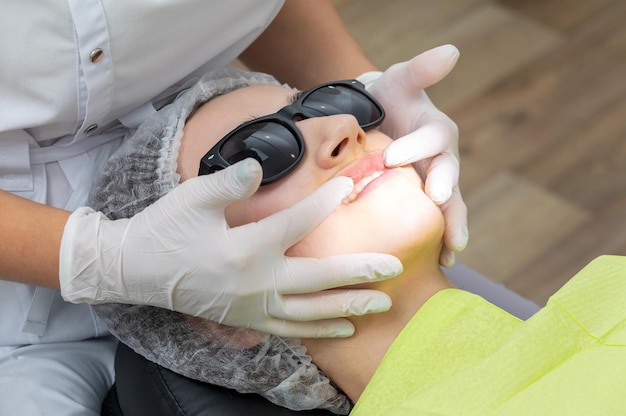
{"left": 0, "top": 190, "right": 69, "bottom": 288}
{"left": 239, "top": 0, "right": 377, "bottom": 89}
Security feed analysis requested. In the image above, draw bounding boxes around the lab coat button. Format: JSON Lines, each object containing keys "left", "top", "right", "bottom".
{"left": 90, "top": 48, "right": 104, "bottom": 63}
{"left": 84, "top": 124, "right": 98, "bottom": 134}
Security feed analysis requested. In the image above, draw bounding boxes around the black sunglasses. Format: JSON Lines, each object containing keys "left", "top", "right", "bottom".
{"left": 198, "top": 79, "right": 385, "bottom": 185}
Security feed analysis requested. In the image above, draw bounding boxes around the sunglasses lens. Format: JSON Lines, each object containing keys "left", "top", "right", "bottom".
{"left": 302, "top": 85, "right": 382, "bottom": 126}
{"left": 220, "top": 122, "right": 302, "bottom": 180}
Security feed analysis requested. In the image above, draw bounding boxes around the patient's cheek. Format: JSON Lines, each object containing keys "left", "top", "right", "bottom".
{"left": 224, "top": 200, "right": 266, "bottom": 227}
{"left": 224, "top": 203, "right": 245, "bottom": 227}
{"left": 224, "top": 190, "right": 296, "bottom": 227}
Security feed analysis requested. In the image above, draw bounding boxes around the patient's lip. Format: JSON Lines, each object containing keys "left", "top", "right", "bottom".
{"left": 341, "top": 152, "right": 385, "bottom": 183}
{"left": 339, "top": 152, "right": 390, "bottom": 202}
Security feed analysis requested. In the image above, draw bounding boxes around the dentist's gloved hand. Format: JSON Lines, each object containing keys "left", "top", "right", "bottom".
{"left": 59, "top": 159, "right": 401, "bottom": 338}
{"left": 358, "top": 44, "right": 468, "bottom": 267}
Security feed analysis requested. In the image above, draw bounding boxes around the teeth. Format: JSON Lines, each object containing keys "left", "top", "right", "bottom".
{"left": 346, "top": 170, "right": 384, "bottom": 203}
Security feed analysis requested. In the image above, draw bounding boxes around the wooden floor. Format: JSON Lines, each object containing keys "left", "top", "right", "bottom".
{"left": 335, "top": 0, "right": 626, "bottom": 305}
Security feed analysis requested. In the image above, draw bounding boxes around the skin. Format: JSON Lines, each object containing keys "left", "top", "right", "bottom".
{"left": 239, "top": 0, "right": 376, "bottom": 89}
{"left": 178, "top": 83, "right": 456, "bottom": 402}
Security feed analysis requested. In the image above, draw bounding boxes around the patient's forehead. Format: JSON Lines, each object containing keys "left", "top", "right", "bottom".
{"left": 209, "top": 84, "right": 294, "bottom": 117}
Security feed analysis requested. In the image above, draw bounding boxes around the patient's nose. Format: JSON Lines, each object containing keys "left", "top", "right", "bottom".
{"left": 297, "top": 114, "right": 367, "bottom": 169}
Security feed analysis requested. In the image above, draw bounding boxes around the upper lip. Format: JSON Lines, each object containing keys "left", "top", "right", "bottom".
{"left": 339, "top": 151, "right": 386, "bottom": 184}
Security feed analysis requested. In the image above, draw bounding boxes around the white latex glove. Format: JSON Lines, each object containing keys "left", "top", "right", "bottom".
{"left": 60, "top": 159, "right": 401, "bottom": 338}
{"left": 358, "top": 44, "right": 468, "bottom": 267}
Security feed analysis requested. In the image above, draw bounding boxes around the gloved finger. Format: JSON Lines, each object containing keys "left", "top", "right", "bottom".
{"left": 270, "top": 289, "right": 392, "bottom": 321}
{"left": 375, "top": 45, "right": 460, "bottom": 97}
{"left": 275, "top": 253, "right": 402, "bottom": 294}
{"left": 249, "top": 176, "right": 354, "bottom": 250}
{"left": 439, "top": 245, "right": 456, "bottom": 268}
{"left": 182, "top": 158, "right": 263, "bottom": 210}
{"left": 258, "top": 317, "right": 356, "bottom": 339}
{"left": 423, "top": 152, "right": 460, "bottom": 205}
{"left": 440, "top": 185, "right": 469, "bottom": 254}
{"left": 384, "top": 116, "right": 458, "bottom": 167}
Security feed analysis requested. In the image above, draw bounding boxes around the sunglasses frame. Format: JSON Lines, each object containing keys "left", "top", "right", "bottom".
{"left": 198, "top": 79, "right": 385, "bottom": 185}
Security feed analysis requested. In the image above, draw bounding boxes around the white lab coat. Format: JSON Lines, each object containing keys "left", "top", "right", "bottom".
{"left": 0, "top": 1, "right": 283, "bottom": 413}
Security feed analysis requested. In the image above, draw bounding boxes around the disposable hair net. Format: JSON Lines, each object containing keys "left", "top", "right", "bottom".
{"left": 87, "top": 67, "right": 351, "bottom": 414}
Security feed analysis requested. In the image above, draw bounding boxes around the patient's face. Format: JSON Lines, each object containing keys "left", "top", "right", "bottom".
{"left": 178, "top": 84, "right": 444, "bottom": 262}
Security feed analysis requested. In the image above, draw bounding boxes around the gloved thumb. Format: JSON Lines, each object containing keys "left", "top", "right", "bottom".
{"left": 375, "top": 45, "right": 460, "bottom": 96}
{"left": 182, "top": 158, "right": 263, "bottom": 208}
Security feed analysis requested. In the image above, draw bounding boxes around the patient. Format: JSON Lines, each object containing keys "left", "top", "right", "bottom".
{"left": 177, "top": 72, "right": 456, "bottom": 403}
{"left": 91, "top": 68, "right": 626, "bottom": 415}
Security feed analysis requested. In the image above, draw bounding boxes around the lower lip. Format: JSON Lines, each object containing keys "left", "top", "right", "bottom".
{"left": 354, "top": 168, "right": 400, "bottom": 201}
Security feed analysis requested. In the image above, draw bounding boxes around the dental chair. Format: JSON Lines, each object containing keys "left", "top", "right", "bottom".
{"left": 101, "top": 342, "right": 336, "bottom": 416}
{"left": 101, "top": 263, "right": 539, "bottom": 416}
